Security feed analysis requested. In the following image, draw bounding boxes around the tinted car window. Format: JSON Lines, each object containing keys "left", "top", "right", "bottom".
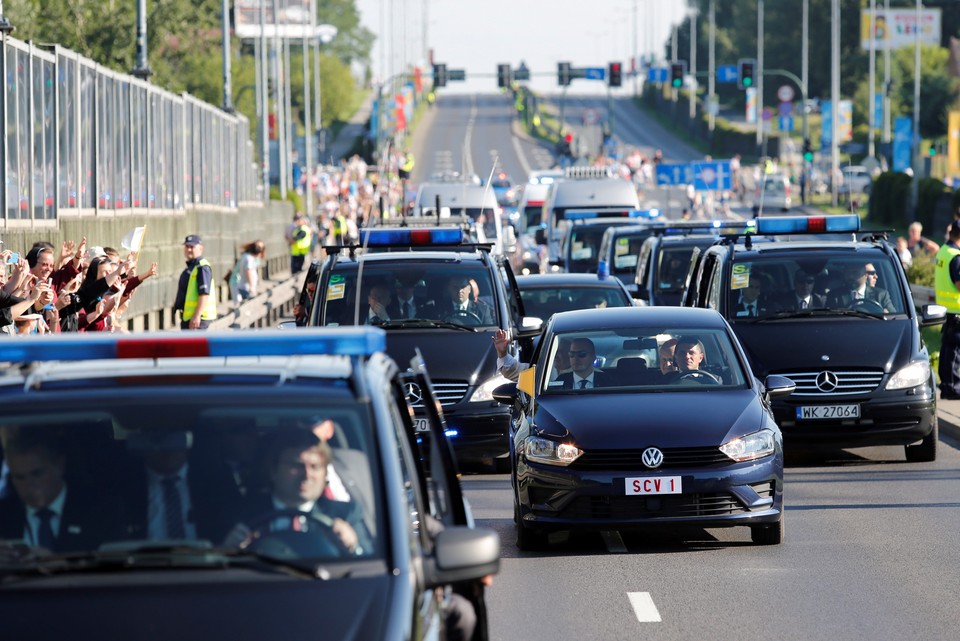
{"left": 520, "top": 286, "right": 631, "bottom": 318}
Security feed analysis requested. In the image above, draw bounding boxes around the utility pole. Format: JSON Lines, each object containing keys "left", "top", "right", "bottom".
{"left": 802, "top": 0, "right": 808, "bottom": 143}
{"left": 708, "top": 0, "right": 715, "bottom": 132}
{"left": 301, "top": 1, "right": 313, "bottom": 220}
{"left": 883, "top": 0, "right": 892, "bottom": 145}
{"left": 756, "top": 0, "right": 764, "bottom": 152}
{"left": 689, "top": 9, "right": 697, "bottom": 120}
{"left": 868, "top": 0, "right": 876, "bottom": 159}
{"left": 258, "top": 0, "right": 269, "bottom": 199}
{"left": 132, "top": 0, "right": 153, "bottom": 80}
{"left": 221, "top": 0, "right": 233, "bottom": 112}
{"left": 910, "top": 0, "right": 921, "bottom": 220}
{"left": 830, "top": 0, "right": 840, "bottom": 207}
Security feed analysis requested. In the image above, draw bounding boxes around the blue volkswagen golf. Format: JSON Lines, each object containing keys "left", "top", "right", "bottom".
{"left": 493, "top": 307, "right": 794, "bottom": 549}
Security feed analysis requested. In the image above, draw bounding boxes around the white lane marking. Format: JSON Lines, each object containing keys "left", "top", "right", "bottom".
{"left": 627, "top": 592, "right": 662, "bottom": 623}
{"left": 463, "top": 100, "right": 478, "bottom": 177}
{"left": 511, "top": 130, "right": 532, "bottom": 177}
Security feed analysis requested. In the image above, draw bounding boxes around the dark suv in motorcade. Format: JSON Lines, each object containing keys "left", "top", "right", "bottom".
{"left": 295, "top": 227, "right": 542, "bottom": 470}
{"left": 682, "top": 214, "right": 946, "bottom": 461}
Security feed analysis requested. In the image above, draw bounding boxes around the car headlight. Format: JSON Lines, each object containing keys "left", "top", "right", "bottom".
{"left": 885, "top": 360, "right": 931, "bottom": 391}
{"left": 468, "top": 373, "right": 512, "bottom": 403}
{"left": 523, "top": 436, "right": 582, "bottom": 466}
{"left": 720, "top": 429, "right": 776, "bottom": 462}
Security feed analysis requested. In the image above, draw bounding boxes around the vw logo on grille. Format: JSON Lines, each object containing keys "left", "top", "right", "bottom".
{"left": 403, "top": 382, "right": 423, "bottom": 404}
{"left": 641, "top": 447, "right": 664, "bottom": 469}
{"left": 816, "top": 370, "right": 839, "bottom": 393}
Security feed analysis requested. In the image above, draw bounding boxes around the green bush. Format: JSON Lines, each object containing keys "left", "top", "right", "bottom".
{"left": 867, "top": 171, "right": 911, "bottom": 227}
{"left": 906, "top": 252, "right": 935, "bottom": 287}
{"left": 917, "top": 177, "right": 951, "bottom": 231}
{"left": 269, "top": 186, "right": 303, "bottom": 215}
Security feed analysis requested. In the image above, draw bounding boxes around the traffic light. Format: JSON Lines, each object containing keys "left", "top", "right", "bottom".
{"left": 608, "top": 61, "right": 622, "bottom": 88}
{"left": 558, "top": 61, "right": 572, "bottom": 87}
{"left": 929, "top": 143, "right": 937, "bottom": 157}
{"left": 802, "top": 138, "right": 813, "bottom": 162}
{"left": 669, "top": 61, "right": 686, "bottom": 89}
{"left": 433, "top": 63, "right": 447, "bottom": 87}
{"left": 497, "top": 63, "right": 512, "bottom": 88}
{"left": 737, "top": 58, "right": 756, "bottom": 90}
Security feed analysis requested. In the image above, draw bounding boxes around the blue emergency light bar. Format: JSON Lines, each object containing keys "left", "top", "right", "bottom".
{"left": 661, "top": 220, "right": 757, "bottom": 236}
{"left": 566, "top": 209, "right": 659, "bottom": 221}
{"left": 754, "top": 214, "right": 860, "bottom": 235}
{"left": 0, "top": 328, "right": 387, "bottom": 363}
{"left": 360, "top": 227, "right": 465, "bottom": 246}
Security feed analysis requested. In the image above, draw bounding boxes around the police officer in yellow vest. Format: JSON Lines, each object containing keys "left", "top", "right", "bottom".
{"left": 288, "top": 214, "right": 313, "bottom": 274}
{"left": 398, "top": 152, "right": 415, "bottom": 180}
{"left": 935, "top": 220, "right": 960, "bottom": 399}
{"left": 175, "top": 234, "right": 217, "bottom": 330}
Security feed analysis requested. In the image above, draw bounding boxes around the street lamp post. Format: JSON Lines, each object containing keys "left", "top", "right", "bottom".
{"left": 315, "top": 23, "right": 337, "bottom": 160}
{"left": 756, "top": 0, "right": 764, "bottom": 152}
{"left": 708, "top": 0, "right": 715, "bottom": 132}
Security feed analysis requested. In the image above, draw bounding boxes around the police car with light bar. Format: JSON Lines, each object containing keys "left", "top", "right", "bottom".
{"left": 549, "top": 209, "right": 661, "bottom": 274}
{"left": 0, "top": 329, "right": 499, "bottom": 640}
{"left": 683, "top": 215, "right": 947, "bottom": 461}
{"left": 294, "top": 227, "right": 542, "bottom": 471}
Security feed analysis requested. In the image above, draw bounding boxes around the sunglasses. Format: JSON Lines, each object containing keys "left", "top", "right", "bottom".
{"left": 567, "top": 351, "right": 592, "bottom": 358}
{"left": 865, "top": 270, "right": 877, "bottom": 276}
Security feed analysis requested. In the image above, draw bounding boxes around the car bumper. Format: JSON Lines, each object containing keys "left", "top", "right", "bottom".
{"left": 515, "top": 455, "right": 783, "bottom": 532}
{"left": 435, "top": 404, "right": 512, "bottom": 463}
{"left": 773, "top": 392, "right": 936, "bottom": 448}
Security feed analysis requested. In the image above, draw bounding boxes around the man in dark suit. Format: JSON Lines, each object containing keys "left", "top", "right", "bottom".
{"left": 826, "top": 263, "right": 894, "bottom": 312}
{"left": 553, "top": 337, "right": 617, "bottom": 389}
{"left": 0, "top": 432, "right": 117, "bottom": 552}
{"left": 365, "top": 283, "right": 396, "bottom": 325}
{"left": 438, "top": 276, "right": 494, "bottom": 324}
{"left": 223, "top": 430, "right": 373, "bottom": 556}
{"left": 775, "top": 269, "right": 827, "bottom": 311}
{"left": 733, "top": 274, "right": 774, "bottom": 317}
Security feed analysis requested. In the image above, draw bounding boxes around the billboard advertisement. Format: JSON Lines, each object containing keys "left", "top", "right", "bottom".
{"left": 860, "top": 9, "right": 941, "bottom": 51}
{"left": 235, "top": 0, "right": 315, "bottom": 39}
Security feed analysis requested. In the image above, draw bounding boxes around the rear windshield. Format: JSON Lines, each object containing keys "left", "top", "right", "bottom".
{"left": 520, "top": 285, "right": 631, "bottom": 319}
{"left": 728, "top": 251, "right": 907, "bottom": 319}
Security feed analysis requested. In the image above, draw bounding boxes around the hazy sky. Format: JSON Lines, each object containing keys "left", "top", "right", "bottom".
{"left": 355, "top": 0, "right": 693, "bottom": 94}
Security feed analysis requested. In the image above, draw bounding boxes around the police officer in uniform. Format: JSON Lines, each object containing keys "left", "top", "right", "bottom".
{"left": 174, "top": 235, "right": 217, "bottom": 330}
{"left": 398, "top": 153, "right": 415, "bottom": 180}
{"left": 288, "top": 214, "right": 313, "bottom": 274}
{"left": 935, "top": 221, "right": 960, "bottom": 399}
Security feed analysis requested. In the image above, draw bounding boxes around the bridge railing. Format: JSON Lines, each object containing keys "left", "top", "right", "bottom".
{"left": 1, "top": 35, "right": 259, "bottom": 227}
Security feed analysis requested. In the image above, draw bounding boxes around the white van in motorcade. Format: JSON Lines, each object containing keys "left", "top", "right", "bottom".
{"left": 513, "top": 169, "right": 564, "bottom": 274}
{"left": 538, "top": 167, "right": 641, "bottom": 268}
{"left": 414, "top": 181, "right": 508, "bottom": 256}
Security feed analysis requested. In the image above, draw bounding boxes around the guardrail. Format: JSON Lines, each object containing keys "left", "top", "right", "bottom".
{"left": 209, "top": 272, "right": 302, "bottom": 330}
{"left": 911, "top": 284, "right": 936, "bottom": 310}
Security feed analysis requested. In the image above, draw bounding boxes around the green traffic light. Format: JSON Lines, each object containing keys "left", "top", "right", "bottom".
{"left": 929, "top": 145, "right": 937, "bottom": 156}
{"left": 672, "top": 79, "right": 682, "bottom": 88}
{"left": 743, "top": 78, "right": 753, "bottom": 87}
{"left": 803, "top": 152, "right": 814, "bottom": 162}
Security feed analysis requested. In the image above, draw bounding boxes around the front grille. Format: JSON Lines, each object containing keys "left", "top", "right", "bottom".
{"left": 572, "top": 446, "right": 729, "bottom": 471}
{"left": 776, "top": 369, "right": 884, "bottom": 397}
{"left": 410, "top": 380, "right": 468, "bottom": 408}
{"left": 558, "top": 493, "right": 747, "bottom": 519}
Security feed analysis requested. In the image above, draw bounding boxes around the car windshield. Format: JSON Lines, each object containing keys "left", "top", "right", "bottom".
{"left": 520, "top": 285, "right": 630, "bottom": 318}
{"left": 610, "top": 232, "right": 654, "bottom": 277}
{"left": 540, "top": 327, "right": 748, "bottom": 393}
{"left": 323, "top": 263, "right": 499, "bottom": 328}
{"left": 0, "top": 397, "right": 383, "bottom": 567}
{"left": 567, "top": 226, "right": 608, "bottom": 270}
{"left": 727, "top": 252, "right": 907, "bottom": 319}
{"left": 521, "top": 205, "right": 541, "bottom": 232}
{"left": 655, "top": 245, "right": 698, "bottom": 294}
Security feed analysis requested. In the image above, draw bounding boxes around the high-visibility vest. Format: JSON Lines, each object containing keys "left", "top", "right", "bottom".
{"left": 402, "top": 154, "right": 415, "bottom": 173}
{"left": 935, "top": 243, "right": 960, "bottom": 313}
{"left": 290, "top": 224, "right": 312, "bottom": 256}
{"left": 183, "top": 258, "right": 217, "bottom": 321}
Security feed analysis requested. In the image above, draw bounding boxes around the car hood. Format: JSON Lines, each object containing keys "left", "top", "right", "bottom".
{"left": 0, "top": 572, "right": 395, "bottom": 640}
{"left": 533, "top": 389, "right": 764, "bottom": 448}
{"left": 386, "top": 329, "right": 498, "bottom": 381}
{"left": 732, "top": 318, "right": 915, "bottom": 377}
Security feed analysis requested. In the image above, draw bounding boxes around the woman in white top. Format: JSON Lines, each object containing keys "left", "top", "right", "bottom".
{"left": 229, "top": 241, "right": 265, "bottom": 304}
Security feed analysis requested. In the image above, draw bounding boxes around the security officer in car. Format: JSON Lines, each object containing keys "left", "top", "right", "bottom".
{"left": 174, "top": 235, "right": 217, "bottom": 330}
{"left": 935, "top": 221, "right": 960, "bottom": 399}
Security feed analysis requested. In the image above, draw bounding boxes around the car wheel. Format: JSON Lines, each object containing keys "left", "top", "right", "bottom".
{"left": 905, "top": 419, "right": 938, "bottom": 462}
{"left": 750, "top": 517, "right": 784, "bottom": 545}
{"left": 515, "top": 503, "right": 548, "bottom": 551}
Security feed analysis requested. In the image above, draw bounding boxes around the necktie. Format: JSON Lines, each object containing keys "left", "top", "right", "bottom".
{"left": 35, "top": 507, "right": 56, "bottom": 549}
{"left": 323, "top": 484, "right": 335, "bottom": 500}
{"left": 578, "top": 379, "right": 588, "bottom": 389}
{"left": 400, "top": 301, "right": 408, "bottom": 319}
{"left": 800, "top": 298, "right": 808, "bottom": 310}
{"left": 162, "top": 476, "right": 186, "bottom": 539}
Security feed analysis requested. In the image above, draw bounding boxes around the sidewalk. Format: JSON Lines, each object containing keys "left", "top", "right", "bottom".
{"left": 937, "top": 398, "right": 960, "bottom": 443}
{"left": 322, "top": 90, "right": 376, "bottom": 165}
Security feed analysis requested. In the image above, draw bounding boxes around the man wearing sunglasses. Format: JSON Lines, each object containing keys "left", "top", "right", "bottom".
{"left": 554, "top": 338, "right": 616, "bottom": 390}
{"left": 777, "top": 269, "right": 826, "bottom": 311}
{"left": 826, "top": 263, "right": 893, "bottom": 313}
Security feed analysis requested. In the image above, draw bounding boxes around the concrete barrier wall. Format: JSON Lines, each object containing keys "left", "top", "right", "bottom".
{"left": 1, "top": 200, "right": 296, "bottom": 331}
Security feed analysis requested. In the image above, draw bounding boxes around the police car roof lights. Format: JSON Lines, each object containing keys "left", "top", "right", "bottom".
{"left": 0, "top": 328, "right": 387, "bottom": 363}
{"left": 660, "top": 220, "right": 757, "bottom": 236}
{"left": 754, "top": 214, "right": 860, "bottom": 235}
{"left": 359, "top": 227, "right": 465, "bottom": 246}
{"left": 566, "top": 209, "right": 658, "bottom": 221}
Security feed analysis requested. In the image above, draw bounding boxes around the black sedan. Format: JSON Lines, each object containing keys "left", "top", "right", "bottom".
{"left": 493, "top": 306, "right": 793, "bottom": 549}
{"left": 516, "top": 273, "right": 634, "bottom": 321}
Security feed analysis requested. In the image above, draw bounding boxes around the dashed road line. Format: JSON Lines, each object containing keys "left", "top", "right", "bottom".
{"left": 627, "top": 592, "right": 662, "bottom": 623}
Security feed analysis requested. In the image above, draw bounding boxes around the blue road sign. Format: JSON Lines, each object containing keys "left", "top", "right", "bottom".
{"left": 647, "top": 67, "right": 668, "bottom": 83}
{"left": 655, "top": 163, "right": 693, "bottom": 186}
{"left": 893, "top": 116, "right": 912, "bottom": 172}
{"left": 717, "top": 65, "right": 738, "bottom": 83}
{"left": 584, "top": 67, "right": 606, "bottom": 80}
{"left": 691, "top": 161, "right": 732, "bottom": 191}
{"left": 779, "top": 115, "right": 794, "bottom": 132}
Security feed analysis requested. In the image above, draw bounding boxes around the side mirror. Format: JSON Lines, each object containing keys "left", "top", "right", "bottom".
{"left": 423, "top": 526, "right": 500, "bottom": 588}
{"left": 921, "top": 303, "right": 947, "bottom": 327}
{"left": 764, "top": 375, "right": 795, "bottom": 400}
{"left": 516, "top": 316, "right": 544, "bottom": 339}
{"left": 491, "top": 382, "right": 518, "bottom": 405}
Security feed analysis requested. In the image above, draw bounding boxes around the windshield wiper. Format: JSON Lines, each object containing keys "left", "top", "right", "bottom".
{"left": 377, "top": 318, "right": 477, "bottom": 332}
{"left": 755, "top": 308, "right": 883, "bottom": 322}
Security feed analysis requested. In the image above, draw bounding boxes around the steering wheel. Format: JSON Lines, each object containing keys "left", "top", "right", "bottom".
{"left": 677, "top": 370, "right": 722, "bottom": 385}
{"left": 240, "top": 509, "right": 347, "bottom": 558}
{"left": 443, "top": 310, "right": 483, "bottom": 325}
{"left": 852, "top": 298, "right": 885, "bottom": 314}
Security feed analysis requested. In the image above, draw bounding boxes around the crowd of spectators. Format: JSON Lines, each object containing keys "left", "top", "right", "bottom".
{"left": 0, "top": 237, "right": 157, "bottom": 337}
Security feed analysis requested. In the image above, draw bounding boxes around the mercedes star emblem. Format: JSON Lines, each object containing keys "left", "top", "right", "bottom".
{"left": 815, "top": 370, "right": 839, "bottom": 393}
{"left": 403, "top": 382, "right": 423, "bottom": 404}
